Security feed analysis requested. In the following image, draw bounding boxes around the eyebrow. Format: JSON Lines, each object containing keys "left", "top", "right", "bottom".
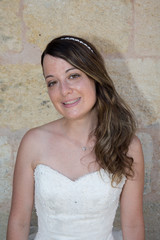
{"left": 45, "top": 67, "right": 77, "bottom": 80}
{"left": 45, "top": 75, "right": 54, "bottom": 80}
{"left": 65, "top": 67, "right": 76, "bottom": 73}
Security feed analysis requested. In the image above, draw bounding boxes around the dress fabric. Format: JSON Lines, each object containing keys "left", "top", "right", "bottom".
{"left": 34, "top": 164, "right": 126, "bottom": 240}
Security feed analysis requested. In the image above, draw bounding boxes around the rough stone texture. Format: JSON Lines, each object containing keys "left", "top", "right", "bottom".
{"left": 0, "top": 136, "right": 13, "bottom": 240}
{"left": 137, "top": 132, "right": 153, "bottom": 194}
{"left": 105, "top": 58, "right": 160, "bottom": 127}
{"left": 0, "top": 64, "right": 61, "bottom": 130}
{"left": 135, "top": 0, "right": 160, "bottom": 56}
{"left": 0, "top": 0, "right": 22, "bottom": 53}
{"left": 0, "top": 1, "right": 160, "bottom": 240}
{"left": 23, "top": 0, "right": 132, "bottom": 54}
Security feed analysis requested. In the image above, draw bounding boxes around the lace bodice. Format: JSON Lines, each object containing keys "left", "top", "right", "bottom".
{"left": 34, "top": 164, "right": 126, "bottom": 240}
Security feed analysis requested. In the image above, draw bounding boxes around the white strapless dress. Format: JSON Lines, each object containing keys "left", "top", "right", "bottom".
{"left": 34, "top": 164, "right": 126, "bottom": 240}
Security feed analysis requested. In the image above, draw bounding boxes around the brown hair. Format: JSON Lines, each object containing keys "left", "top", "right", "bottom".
{"left": 41, "top": 35, "right": 136, "bottom": 184}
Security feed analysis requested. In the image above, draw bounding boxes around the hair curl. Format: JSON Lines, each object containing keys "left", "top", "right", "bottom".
{"left": 41, "top": 35, "right": 136, "bottom": 184}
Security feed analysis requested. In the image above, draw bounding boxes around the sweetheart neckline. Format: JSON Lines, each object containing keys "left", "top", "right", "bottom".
{"left": 34, "top": 164, "right": 105, "bottom": 183}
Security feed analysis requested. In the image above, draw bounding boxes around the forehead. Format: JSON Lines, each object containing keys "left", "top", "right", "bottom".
{"left": 43, "top": 55, "right": 73, "bottom": 71}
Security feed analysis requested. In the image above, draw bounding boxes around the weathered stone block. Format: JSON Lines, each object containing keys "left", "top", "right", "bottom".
{"left": 143, "top": 201, "right": 160, "bottom": 240}
{"left": 137, "top": 132, "right": 153, "bottom": 194}
{"left": 0, "top": 136, "right": 12, "bottom": 201}
{"left": 0, "top": 212, "right": 9, "bottom": 240}
{"left": 0, "top": 0, "right": 22, "bottom": 53}
{"left": 0, "top": 136, "right": 13, "bottom": 240}
{"left": 105, "top": 58, "right": 160, "bottom": 126}
{"left": 0, "top": 64, "right": 61, "bottom": 130}
{"left": 134, "top": 0, "right": 160, "bottom": 56}
{"left": 23, "top": 0, "right": 132, "bottom": 54}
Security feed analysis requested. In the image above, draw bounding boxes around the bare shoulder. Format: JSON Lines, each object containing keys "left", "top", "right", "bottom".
{"left": 18, "top": 127, "right": 45, "bottom": 152}
{"left": 21, "top": 118, "right": 63, "bottom": 145}
{"left": 128, "top": 135, "right": 142, "bottom": 151}
{"left": 17, "top": 119, "right": 63, "bottom": 168}
{"left": 127, "top": 135, "right": 144, "bottom": 164}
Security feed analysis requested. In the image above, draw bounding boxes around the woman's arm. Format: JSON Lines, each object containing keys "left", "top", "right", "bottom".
{"left": 7, "top": 130, "right": 38, "bottom": 240}
{"left": 120, "top": 136, "right": 145, "bottom": 240}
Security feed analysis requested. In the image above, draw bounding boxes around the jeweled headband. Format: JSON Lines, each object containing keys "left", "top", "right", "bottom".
{"left": 60, "top": 37, "right": 94, "bottom": 53}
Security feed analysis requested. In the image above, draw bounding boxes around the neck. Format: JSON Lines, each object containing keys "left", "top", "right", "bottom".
{"left": 61, "top": 110, "right": 97, "bottom": 145}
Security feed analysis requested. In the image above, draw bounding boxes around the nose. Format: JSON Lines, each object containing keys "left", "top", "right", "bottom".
{"left": 60, "top": 80, "right": 73, "bottom": 96}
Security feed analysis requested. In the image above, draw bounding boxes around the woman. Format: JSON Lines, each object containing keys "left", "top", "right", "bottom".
{"left": 7, "top": 36, "right": 145, "bottom": 240}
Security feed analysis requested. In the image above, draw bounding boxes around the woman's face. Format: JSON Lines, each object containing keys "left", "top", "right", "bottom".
{"left": 43, "top": 55, "right": 97, "bottom": 120}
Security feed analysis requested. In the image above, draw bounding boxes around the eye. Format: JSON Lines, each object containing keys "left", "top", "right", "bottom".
{"left": 69, "top": 73, "right": 80, "bottom": 79}
{"left": 47, "top": 81, "right": 57, "bottom": 87}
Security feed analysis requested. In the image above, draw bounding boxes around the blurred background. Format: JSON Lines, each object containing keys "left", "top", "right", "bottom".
{"left": 0, "top": 0, "right": 159, "bottom": 239}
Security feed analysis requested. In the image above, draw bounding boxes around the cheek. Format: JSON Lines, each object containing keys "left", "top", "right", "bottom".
{"left": 48, "top": 90, "right": 57, "bottom": 104}
{"left": 48, "top": 90, "right": 53, "bottom": 99}
{"left": 88, "top": 82, "right": 96, "bottom": 99}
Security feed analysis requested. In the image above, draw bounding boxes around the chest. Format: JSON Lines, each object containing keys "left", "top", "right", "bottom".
{"left": 37, "top": 139, "right": 98, "bottom": 181}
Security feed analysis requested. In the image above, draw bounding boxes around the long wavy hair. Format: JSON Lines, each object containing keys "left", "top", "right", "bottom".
{"left": 41, "top": 35, "right": 136, "bottom": 184}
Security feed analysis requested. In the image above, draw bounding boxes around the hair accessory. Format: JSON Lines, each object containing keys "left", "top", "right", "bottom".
{"left": 60, "top": 37, "right": 93, "bottom": 53}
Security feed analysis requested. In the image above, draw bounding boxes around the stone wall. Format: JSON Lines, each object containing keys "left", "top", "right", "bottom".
{"left": 0, "top": 0, "right": 159, "bottom": 239}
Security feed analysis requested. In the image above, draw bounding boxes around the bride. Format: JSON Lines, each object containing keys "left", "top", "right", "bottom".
{"left": 7, "top": 35, "right": 145, "bottom": 240}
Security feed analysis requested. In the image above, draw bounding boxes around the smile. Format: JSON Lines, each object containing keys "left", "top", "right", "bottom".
{"left": 63, "top": 97, "right": 81, "bottom": 107}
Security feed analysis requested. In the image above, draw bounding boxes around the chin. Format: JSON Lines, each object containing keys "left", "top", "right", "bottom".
{"left": 63, "top": 115, "right": 82, "bottom": 120}
{"left": 63, "top": 111, "right": 95, "bottom": 121}
{"left": 56, "top": 104, "right": 97, "bottom": 120}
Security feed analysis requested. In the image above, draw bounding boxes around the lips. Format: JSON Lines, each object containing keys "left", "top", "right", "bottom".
{"left": 62, "top": 97, "right": 81, "bottom": 107}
